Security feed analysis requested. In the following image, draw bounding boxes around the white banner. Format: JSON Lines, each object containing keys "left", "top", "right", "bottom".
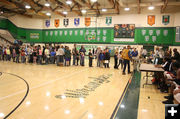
{"left": 114, "top": 38, "right": 134, "bottom": 42}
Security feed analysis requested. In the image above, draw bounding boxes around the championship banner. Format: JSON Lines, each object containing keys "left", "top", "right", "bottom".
{"left": 162, "top": 15, "right": 170, "bottom": 25}
{"left": 106, "top": 17, "right": 112, "bottom": 26}
{"left": 74, "top": 18, "right": 80, "bottom": 26}
{"left": 45, "top": 20, "right": 50, "bottom": 27}
{"left": 63, "top": 19, "right": 69, "bottom": 27}
{"left": 85, "top": 18, "right": 91, "bottom": 27}
{"left": 147, "top": 15, "right": 155, "bottom": 26}
{"left": 54, "top": 19, "right": 59, "bottom": 28}
{"left": 30, "top": 33, "right": 39, "bottom": 39}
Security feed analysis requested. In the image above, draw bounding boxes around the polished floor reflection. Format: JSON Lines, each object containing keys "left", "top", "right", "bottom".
{"left": 0, "top": 60, "right": 131, "bottom": 119}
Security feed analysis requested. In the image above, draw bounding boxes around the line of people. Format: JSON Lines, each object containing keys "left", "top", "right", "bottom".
{"left": 0, "top": 44, "right": 139, "bottom": 75}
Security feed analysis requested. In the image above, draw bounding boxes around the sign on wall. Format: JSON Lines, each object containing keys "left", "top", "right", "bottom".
{"left": 54, "top": 19, "right": 59, "bottom": 28}
{"left": 114, "top": 24, "right": 135, "bottom": 38}
{"left": 135, "top": 28, "right": 174, "bottom": 44}
{"left": 74, "top": 18, "right": 80, "bottom": 26}
{"left": 85, "top": 18, "right": 91, "bottom": 27}
{"left": 30, "top": 33, "right": 39, "bottom": 39}
{"left": 147, "top": 15, "right": 155, "bottom": 26}
{"left": 106, "top": 17, "right": 112, "bottom": 26}
{"left": 162, "top": 15, "right": 170, "bottom": 25}
{"left": 45, "top": 20, "right": 50, "bottom": 27}
{"left": 63, "top": 19, "right": 69, "bottom": 27}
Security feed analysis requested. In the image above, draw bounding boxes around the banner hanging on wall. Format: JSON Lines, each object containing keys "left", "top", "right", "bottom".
{"left": 176, "top": 27, "right": 180, "bottom": 42}
{"left": 45, "top": 20, "right": 50, "bottom": 27}
{"left": 63, "top": 19, "right": 69, "bottom": 27}
{"left": 147, "top": 15, "right": 155, "bottom": 26}
{"left": 54, "top": 19, "right": 59, "bottom": 28}
{"left": 162, "top": 15, "right": 170, "bottom": 25}
{"left": 74, "top": 18, "right": 80, "bottom": 26}
{"left": 106, "top": 17, "right": 112, "bottom": 26}
{"left": 85, "top": 18, "right": 91, "bottom": 27}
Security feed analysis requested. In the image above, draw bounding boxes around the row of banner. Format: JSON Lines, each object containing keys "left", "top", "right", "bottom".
{"left": 45, "top": 15, "right": 170, "bottom": 28}
{"left": 148, "top": 15, "right": 170, "bottom": 26}
{"left": 45, "top": 17, "right": 112, "bottom": 27}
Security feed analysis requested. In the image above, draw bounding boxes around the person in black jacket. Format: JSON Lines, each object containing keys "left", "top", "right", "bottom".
{"left": 104, "top": 49, "right": 110, "bottom": 68}
{"left": 173, "top": 48, "right": 180, "bottom": 63}
{"left": 114, "top": 52, "right": 118, "bottom": 69}
{"left": 88, "top": 49, "right": 93, "bottom": 67}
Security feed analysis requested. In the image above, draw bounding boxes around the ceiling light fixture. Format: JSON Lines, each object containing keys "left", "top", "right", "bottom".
{"left": 63, "top": 11, "right": 68, "bottom": 15}
{"left": 45, "top": 3, "right": 50, "bottom": 7}
{"left": 124, "top": 7, "right": 130, "bottom": 11}
{"left": 66, "top": 0, "right": 72, "bottom": 5}
{"left": 25, "top": 5, "right": 31, "bottom": 9}
{"left": 102, "top": 8, "right": 107, "bottom": 12}
{"left": 46, "top": 12, "right": 51, "bottom": 16}
{"left": 81, "top": 9, "right": 87, "bottom": 14}
{"left": 148, "top": 5, "right": 154, "bottom": 10}
{"left": 90, "top": 0, "right": 97, "bottom": 3}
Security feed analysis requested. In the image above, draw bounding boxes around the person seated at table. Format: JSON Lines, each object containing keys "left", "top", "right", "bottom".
{"left": 173, "top": 87, "right": 180, "bottom": 104}
{"left": 160, "top": 61, "right": 180, "bottom": 93}
{"left": 163, "top": 68, "right": 180, "bottom": 104}
{"left": 154, "top": 57, "right": 171, "bottom": 92}
{"left": 155, "top": 57, "right": 171, "bottom": 71}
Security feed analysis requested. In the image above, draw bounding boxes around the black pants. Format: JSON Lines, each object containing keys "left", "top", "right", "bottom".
{"left": 123, "top": 59, "right": 130, "bottom": 73}
{"left": 104, "top": 63, "right": 109, "bottom": 68}
{"left": 89, "top": 59, "right": 92, "bottom": 67}
{"left": 114, "top": 59, "right": 118, "bottom": 69}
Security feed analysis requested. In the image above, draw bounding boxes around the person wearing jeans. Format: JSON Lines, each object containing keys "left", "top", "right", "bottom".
{"left": 72, "top": 44, "right": 77, "bottom": 65}
{"left": 122, "top": 45, "right": 131, "bottom": 75}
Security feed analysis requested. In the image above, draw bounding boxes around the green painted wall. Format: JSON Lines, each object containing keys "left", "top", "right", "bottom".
{"left": 0, "top": 19, "right": 178, "bottom": 45}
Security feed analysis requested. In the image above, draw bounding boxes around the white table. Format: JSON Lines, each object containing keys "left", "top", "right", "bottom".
{"left": 140, "top": 64, "right": 164, "bottom": 88}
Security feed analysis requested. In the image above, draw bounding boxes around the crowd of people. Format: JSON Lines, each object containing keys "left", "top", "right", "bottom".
{"left": 0, "top": 44, "right": 140, "bottom": 75}
{"left": 146, "top": 47, "right": 180, "bottom": 104}
{"left": 0, "top": 43, "right": 180, "bottom": 104}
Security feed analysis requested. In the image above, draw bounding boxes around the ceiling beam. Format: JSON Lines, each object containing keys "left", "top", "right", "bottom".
{"left": 115, "top": 1, "right": 120, "bottom": 14}
{"left": 137, "top": 0, "right": 141, "bottom": 14}
{"left": 0, "top": 0, "right": 18, "bottom": 8}
{"left": 54, "top": 0, "right": 82, "bottom": 16}
{"left": 1, "top": 7, "right": 32, "bottom": 18}
{"left": 108, "top": 0, "right": 119, "bottom": 14}
{"left": 161, "top": 0, "right": 168, "bottom": 13}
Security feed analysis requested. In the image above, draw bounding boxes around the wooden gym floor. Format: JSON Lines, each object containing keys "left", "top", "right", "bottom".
{"left": 0, "top": 59, "right": 132, "bottom": 119}
{"left": 0, "top": 59, "right": 165, "bottom": 119}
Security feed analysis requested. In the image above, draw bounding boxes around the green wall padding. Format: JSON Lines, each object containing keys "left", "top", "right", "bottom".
{"left": 0, "top": 19, "right": 178, "bottom": 45}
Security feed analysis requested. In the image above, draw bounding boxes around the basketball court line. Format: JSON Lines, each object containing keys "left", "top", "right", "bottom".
{"left": 0, "top": 68, "right": 88, "bottom": 101}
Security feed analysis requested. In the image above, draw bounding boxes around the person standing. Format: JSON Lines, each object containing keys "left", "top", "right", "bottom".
{"left": 104, "top": 49, "right": 110, "bottom": 68}
{"left": 59, "top": 45, "right": 64, "bottom": 66}
{"left": 15, "top": 44, "right": 20, "bottom": 63}
{"left": 6, "top": 46, "right": 11, "bottom": 61}
{"left": 89, "top": 49, "right": 93, "bottom": 67}
{"left": 118, "top": 51, "right": 123, "bottom": 69}
{"left": 122, "top": 45, "right": 131, "bottom": 75}
{"left": 96, "top": 47, "right": 101, "bottom": 67}
{"left": 114, "top": 52, "right": 118, "bottom": 69}
{"left": 50, "top": 48, "right": 56, "bottom": 64}
{"left": 21, "top": 47, "right": 26, "bottom": 63}
{"left": 131, "top": 48, "right": 138, "bottom": 64}
{"left": 38, "top": 46, "right": 42, "bottom": 64}
{"left": 99, "top": 50, "right": 104, "bottom": 68}
{"left": 79, "top": 45, "right": 86, "bottom": 66}
{"left": 76, "top": 50, "right": 80, "bottom": 66}
{"left": 72, "top": 44, "right": 77, "bottom": 65}
{"left": 64, "top": 47, "right": 71, "bottom": 66}
{"left": 44, "top": 46, "right": 50, "bottom": 64}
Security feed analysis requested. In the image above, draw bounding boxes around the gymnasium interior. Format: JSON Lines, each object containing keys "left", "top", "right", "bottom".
{"left": 0, "top": 0, "right": 180, "bottom": 119}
